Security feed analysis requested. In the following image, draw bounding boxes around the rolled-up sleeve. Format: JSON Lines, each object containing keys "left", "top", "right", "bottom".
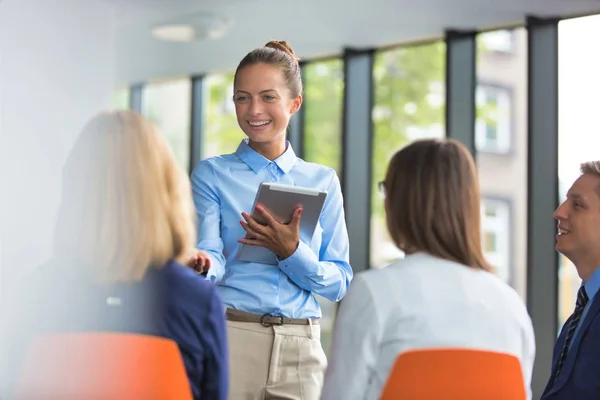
{"left": 277, "top": 171, "right": 352, "bottom": 302}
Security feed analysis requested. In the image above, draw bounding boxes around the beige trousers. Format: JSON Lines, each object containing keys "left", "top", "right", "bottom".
{"left": 226, "top": 320, "right": 327, "bottom": 400}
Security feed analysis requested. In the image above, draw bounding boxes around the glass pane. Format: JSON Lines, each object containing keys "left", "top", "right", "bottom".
{"left": 481, "top": 198, "right": 511, "bottom": 282}
{"left": 113, "top": 88, "right": 130, "bottom": 110}
{"left": 557, "top": 14, "right": 600, "bottom": 329}
{"left": 476, "top": 84, "right": 511, "bottom": 153}
{"left": 479, "top": 30, "right": 515, "bottom": 53}
{"left": 142, "top": 78, "right": 192, "bottom": 171}
{"left": 203, "top": 73, "right": 244, "bottom": 159}
{"left": 484, "top": 232, "right": 497, "bottom": 253}
{"left": 370, "top": 42, "right": 446, "bottom": 268}
{"left": 302, "top": 58, "right": 344, "bottom": 355}
{"left": 303, "top": 59, "right": 344, "bottom": 175}
{"left": 476, "top": 28, "right": 528, "bottom": 298}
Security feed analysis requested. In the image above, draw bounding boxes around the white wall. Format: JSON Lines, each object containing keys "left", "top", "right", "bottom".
{"left": 0, "top": 0, "right": 116, "bottom": 298}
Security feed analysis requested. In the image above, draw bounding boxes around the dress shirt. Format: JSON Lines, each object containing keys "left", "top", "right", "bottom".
{"left": 569, "top": 267, "right": 600, "bottom": 348}
{"left": 321, "top": 252, "right": 536, "bottom": 400}
{"left": 191, "top": 139, "right": 352, "bottom": 318}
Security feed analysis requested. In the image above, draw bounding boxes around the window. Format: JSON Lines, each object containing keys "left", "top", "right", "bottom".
{"left": 481, "top": 198, "right": 511, "bottom": 283}
{"left": 406, "top": 124, "right": 444, "bottom": 141}
{"left": 479, "top": 30, "right": 515, "bottom": 53}
{"left": 142, "top": 78, "right": 192, "bottom": 171}
{"left": 476, "top": 28, "right": 527, "bottom": 299}
{"left": 557, "top": 14, "right": 600, "bottom": 328}
{"left": 303, "top": 59, "right": 344, "bottom": 175}
{"left": 370, "top": 42, "right": 446, "bottom": 268}
{"left": 113, "top": 88, "right": 130, "bottom": 110}
{"left": 476, "top": 84, "right": 511, "bottom": 154}
{"left": 203, "top": 73, "right": 244, "bottom": 159}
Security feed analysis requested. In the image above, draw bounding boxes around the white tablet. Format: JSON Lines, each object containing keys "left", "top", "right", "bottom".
{"left": 237, "top": 182, "right": 328, "bottom": 265}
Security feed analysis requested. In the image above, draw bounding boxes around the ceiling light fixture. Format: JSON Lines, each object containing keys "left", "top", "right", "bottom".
{"left": 151, "top": 12, "right": 235, "bottom": 43}
{"left": 151, "top": 24, "right": 196, "bottom": 42}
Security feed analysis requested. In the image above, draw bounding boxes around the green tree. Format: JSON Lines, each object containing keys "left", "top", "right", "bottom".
{"left": 371, "top": 43, "right": 446, "bottom": 219}
{"left": 204, "top": 73, "right": 244, "bottom": 158}
{"left": 142, "top": 80, "right": 192, "bottom": 171}
{"left": 298, "top": 44, "right": 447, "bottom": 221}
{"left": 112, "top": 88, "right": 130, "bottom": 110}
{"left": 302, "top": 59, "right": 345, "bottom": 175}
{"left": 297, "top": 43, "right": 447, "bottom": 268}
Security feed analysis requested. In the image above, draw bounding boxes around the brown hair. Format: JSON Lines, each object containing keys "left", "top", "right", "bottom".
{"left": 383, "top": 138, "right": 492, "bottom": 271}
{"left": 234, "top": 40, "right": 302, "bottom": 98}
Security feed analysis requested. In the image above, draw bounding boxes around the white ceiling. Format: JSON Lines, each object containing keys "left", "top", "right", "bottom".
{"left": 111, "top": 0, "right": 600, "bottom": 84}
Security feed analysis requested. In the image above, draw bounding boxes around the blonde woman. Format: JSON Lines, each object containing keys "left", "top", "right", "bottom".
{"left": 321, "top": 138, "right": 535, "bottom": 400}
{"left": 0, "top": 111, "right": 227, "bottom": 400}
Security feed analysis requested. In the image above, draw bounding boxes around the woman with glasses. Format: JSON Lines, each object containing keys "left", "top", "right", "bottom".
{"left": 321, "top": 138, "right": 535, "bottom": 400}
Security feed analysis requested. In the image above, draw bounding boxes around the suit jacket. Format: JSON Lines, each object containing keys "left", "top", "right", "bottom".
{"left": 542, "top": 295, "right": 600, "bottom": 399}
{"left": 0, "top": 260, "right": 228, "bottom": 400}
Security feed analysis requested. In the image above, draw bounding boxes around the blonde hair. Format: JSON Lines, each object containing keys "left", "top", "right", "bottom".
{"left": 580, "top": 161, "right": 600, "bottom": 197}
{"left": 54, "top": 110, "right": 196, "bottom": 283}
{"left": 580, "top": 161, "right": 600, "bottom": 177}
{"left": 384, "top": 138, "right": 492, "bottom": 271}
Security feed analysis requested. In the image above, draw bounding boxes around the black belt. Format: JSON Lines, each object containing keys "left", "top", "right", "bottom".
{"left": 225, "top": 308, "right": 319, "bottom": 327}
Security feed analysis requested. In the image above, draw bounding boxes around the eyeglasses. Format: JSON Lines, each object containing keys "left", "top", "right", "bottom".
{"left": 378, "top": 181, "right": 386, "bottom": 199}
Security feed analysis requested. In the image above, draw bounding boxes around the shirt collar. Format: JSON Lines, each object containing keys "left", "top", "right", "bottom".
{"left": 583, "top": 267, "right": 600, "bottom": 301}
{"left": 235, "top": 138, "right": 297, "bottom": 174}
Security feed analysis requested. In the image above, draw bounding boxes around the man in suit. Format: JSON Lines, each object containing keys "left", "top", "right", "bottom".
{"left": 542, "top": 160, "right": 600, "bottom": 399}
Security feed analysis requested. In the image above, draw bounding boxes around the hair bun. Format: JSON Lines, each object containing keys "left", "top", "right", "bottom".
{"left": 264, "top": 40, "right": 300, "bottom": 62}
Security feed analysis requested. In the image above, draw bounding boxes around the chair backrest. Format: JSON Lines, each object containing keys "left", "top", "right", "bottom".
{"left": 380, "top": 348, "right": 526, "bottom": 400}
{"left": 13, "top": 332, "right": 193, "bottom": 400}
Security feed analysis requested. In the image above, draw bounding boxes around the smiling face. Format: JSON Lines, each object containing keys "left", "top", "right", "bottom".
{"left": 233, "top": 63, "right": 302, "bottom": 152}
{"left": 554, "top": 173, "right": 600, "bottom": 272}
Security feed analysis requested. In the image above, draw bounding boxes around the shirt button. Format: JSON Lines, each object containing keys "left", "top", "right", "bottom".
{"left": 272, "top": 285, "right": 277, "bottom": 291}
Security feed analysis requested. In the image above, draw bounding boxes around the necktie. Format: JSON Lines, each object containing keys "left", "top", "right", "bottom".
{"left": 553, "top": 285, "right": 589, "bottom": 380}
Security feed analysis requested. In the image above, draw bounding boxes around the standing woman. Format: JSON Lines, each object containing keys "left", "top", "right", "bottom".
{"left": 191, "top": 40, "right": 352, "bottom": 399}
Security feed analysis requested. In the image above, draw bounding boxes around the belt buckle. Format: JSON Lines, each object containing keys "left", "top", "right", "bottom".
{"left": 261, "top": 313, "right": 284, "bottom": 327}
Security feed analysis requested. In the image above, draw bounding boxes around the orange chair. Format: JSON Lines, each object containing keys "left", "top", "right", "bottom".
{"left": 13, "top": 332, "right": 193, "bottom": 400}
{"left": 380, "top": 348, "right": 526, "bottom": 400}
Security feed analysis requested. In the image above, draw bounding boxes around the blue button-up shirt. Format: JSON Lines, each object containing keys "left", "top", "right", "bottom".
{"left": 191, "top": 139, "right": 353, "bottom": 318}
